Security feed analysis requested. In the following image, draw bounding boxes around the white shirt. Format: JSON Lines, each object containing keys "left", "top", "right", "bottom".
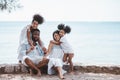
{"left": 17, "top": 43, "right": 44, "bottom": 61}
{"left": 60, "top": 35, "right": 74, "bottom": 53}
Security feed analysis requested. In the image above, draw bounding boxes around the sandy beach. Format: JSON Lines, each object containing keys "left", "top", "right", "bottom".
{"left": 0, "top": 72, "right": 120, "bottom": 80}
{"left": 1, "top": 63, "right": 120, "bottom": 80}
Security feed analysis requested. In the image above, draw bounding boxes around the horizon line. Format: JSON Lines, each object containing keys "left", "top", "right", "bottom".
{"left": 0, "top": 20, "right": 120, "bottom": 22}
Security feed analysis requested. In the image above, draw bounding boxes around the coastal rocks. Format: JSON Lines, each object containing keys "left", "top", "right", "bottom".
{"left": 73, "top": 65, "right": 120, "bottom": 75}
{"left": 0, "top": 64, "right": 120, "bottom": 75}
{"left": 0, "top": 64, "right": 28, "bottom": 74}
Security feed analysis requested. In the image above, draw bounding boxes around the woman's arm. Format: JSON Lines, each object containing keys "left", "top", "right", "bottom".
{"left": 44, "top": 41, "right": 54, "bottom": 57}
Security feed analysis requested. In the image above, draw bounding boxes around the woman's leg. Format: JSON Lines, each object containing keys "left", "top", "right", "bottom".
{"left": 68, "top": 54, "right": 74, "bottom": 73}
{"left": 56, "top": 67, "right": 64, "bottom": 79}
{"left": 24, "top": 58, "right": 41, "bottom": 76}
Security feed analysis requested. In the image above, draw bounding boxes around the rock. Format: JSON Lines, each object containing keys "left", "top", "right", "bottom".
{"left": 0, "top": 64, "right": 120, "bottom": 75}
{"left": 4, "top": 64, "right": 14, "bottom": 73}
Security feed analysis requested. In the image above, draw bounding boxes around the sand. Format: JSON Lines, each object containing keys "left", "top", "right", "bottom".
{"left": 0, "top": 72, "right": 120, "bottom": 80}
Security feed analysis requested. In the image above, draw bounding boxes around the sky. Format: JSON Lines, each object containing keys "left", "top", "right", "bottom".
{"left": 0, "top": 0, "right": 120, "bottom": 21}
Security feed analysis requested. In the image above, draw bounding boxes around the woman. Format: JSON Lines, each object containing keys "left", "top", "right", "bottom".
{"left": 45, "top": 30, "right": 66, "bottom": 79}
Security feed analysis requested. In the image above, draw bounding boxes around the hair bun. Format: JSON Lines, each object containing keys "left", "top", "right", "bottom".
{"left": 65, "top": 25, "right": 71, "bottom": 33}
{"left": 57, "top": 23, "right": 65, "bottom": 30}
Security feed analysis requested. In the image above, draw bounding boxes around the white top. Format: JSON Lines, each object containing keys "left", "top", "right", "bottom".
{"left": 48, "top": 45, "right": 64, "bottom": 59}
{"left": 19, "top": 43, "right": 44, "bottom": 66}
{"left": 18, "top": 42, "right": 44, "bottom": 61}
{"left": 60, "top": 35, "right": 74, "bottom": 54}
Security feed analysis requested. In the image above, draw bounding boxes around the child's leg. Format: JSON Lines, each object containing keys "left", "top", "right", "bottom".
{"left": 68, "top": 54, "right": 74, "bottom": 73}
{"left": 63, "top": 54, "right": 68, "bottom": 62}
{"left": 38, "top": 38, "right": 42, "bottom": 47}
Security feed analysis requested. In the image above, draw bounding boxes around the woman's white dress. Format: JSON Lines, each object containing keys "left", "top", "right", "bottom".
{"left": 47, "top": 44, "right": 66, "bottom": 75}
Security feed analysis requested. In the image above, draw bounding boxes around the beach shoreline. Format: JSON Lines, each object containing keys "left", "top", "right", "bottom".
{"left": 1, "top": 72, "right": 120, "bottom": 80}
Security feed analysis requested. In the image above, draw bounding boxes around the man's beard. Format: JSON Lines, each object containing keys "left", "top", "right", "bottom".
{"left": 32, "top": 37, "right": 38, "bottom": 42}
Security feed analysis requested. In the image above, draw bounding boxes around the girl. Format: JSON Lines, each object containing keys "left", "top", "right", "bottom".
{"left": 18, "top": 14, "right": 46, "bottom": 63}
{"left": 51, "top": 24, "right": 74, "bottom": 74}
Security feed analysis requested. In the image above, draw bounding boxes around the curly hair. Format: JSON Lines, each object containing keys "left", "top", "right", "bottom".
{"left": 57, "top": 23, "right": 65, "bottom": 30}
{"left": 53, "top": 30, "right": 59, "bottom": 41}
{"left": 57, "top": 23, "right": 71, "bottom": 34}
{"left": 64, "top": 25, "right": 71, "bottom": 33}
{"left": 32, "top": 14, "right": 44, "bottom": 24}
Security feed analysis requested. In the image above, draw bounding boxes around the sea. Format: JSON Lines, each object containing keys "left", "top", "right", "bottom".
{"left": 0, "top": 21, "right": 120, "bottom": 66}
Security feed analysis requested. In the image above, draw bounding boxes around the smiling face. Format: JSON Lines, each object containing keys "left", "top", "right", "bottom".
{"left": 53, "top": 33, "right": 60, "bottom": 41}
{"left": 32, "top": 30, "right": 40, "bottom": 42}
{"left": 31, "top": 20, "right": 39, "bottom": 29}
{"left": 59, "top": 29, "right": 65, "bottom": 37}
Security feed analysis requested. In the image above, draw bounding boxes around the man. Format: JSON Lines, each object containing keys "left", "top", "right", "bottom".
{"left": 19, "top": 29, "right": 48, "bottom": 76}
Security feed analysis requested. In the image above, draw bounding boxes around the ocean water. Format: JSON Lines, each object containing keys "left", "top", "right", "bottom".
{"left": 0, "top": 21, "right": 120, "bottom": 65}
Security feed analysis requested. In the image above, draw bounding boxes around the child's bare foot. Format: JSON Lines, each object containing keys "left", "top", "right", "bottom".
{"left": 59, "top": 74, "right": 65, "bottom": 80}
{"left": 37, "top": 70, "right": 41, "bottom": 77}
{"left": 60, "top": 77, "right": 65, "bottom": 80}
{"left": 69, "top": 71, "right": 74, "bottom": 75}
{"left": 29, "top": 69, "right": 33, "bottom": 76}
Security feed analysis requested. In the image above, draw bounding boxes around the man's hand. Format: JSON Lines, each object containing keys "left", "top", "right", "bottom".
{"left": 42, "top": 47, "right": 47, "bottom": 54}
{"left": 31, "top": 45, "right": 35, "bottom": 50}
{"left": 26, "top": 46, "right": 34, "bottom": 54}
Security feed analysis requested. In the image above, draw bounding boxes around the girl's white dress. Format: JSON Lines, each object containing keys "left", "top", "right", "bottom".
{"left": 60, "top": 35, "right": 74, "bottom": 54}
{"left": 47, "top": 44, "right": 66, "bottom": 75}
{"left": 17, "top": 25, "right": 31, "bottom": 61}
